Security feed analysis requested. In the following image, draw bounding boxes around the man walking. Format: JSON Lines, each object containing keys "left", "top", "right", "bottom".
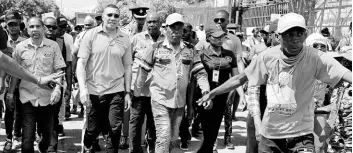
{"left": 77, "top": 4, "right": 132, "bottom": 153}
{"left": 134, "top": 13, "right": 210, "bottom": 153}
{"left": 197, "top": 13, "right": 352, "bottom": 153}
{"left": 129, "top": 12, "right": 165, "bottom": 153}
{"left": 11, "top": 17, "right": 66, "bottom": 153}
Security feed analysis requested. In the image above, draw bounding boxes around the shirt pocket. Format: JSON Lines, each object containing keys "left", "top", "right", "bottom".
{"left": 42, "top": 57, "right": 54, "bottom": 73}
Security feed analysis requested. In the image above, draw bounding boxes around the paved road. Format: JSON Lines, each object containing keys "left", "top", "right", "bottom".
{"left": 0, "top": 107, "right": 248, "bottom": 153}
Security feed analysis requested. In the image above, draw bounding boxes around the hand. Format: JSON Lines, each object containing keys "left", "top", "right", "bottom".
{"left": 203, "top": 100, "right": 213, "bottom": 110}
{"left": 50, "top": 89, "right": 61, "bottom": 105}
{"left": 187, "top": 106, "right": 195, "bottom": 123}
{"left": 80, "top": 89, "right": 91, "bottom": 109}
{"left": 5, "top": 93, "right": 15, "bottom": 112}
{"left": 64, "top": 89, "right": 72, "bottom": 102}
{"left": 196, "top": 92, "right": 214, "bottom": 107}
{"left": 124, "top": 93, "right": 132, "bottom": 112}
{"left": 39, "top": 72, "right": 65, "bottom": 90}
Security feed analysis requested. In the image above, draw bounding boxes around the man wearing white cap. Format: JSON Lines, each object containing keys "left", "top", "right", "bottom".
{"left": 197, "top": 12, "right": 352, "bottom": 152}
{"left": 134, "top": 13, "right": 210, "bottom": 152}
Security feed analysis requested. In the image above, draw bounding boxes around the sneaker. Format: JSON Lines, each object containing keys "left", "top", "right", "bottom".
{"left": 119, "top": 136, "right": 129, "bottom": 149}
{"left": 3, "top": 139, "right": 12, "bottom": 153}
{"left": 58, "top": 124, "right": 65, "bottom": 137}
{"left": 83, "top": 146, "right": 94, "bottom": 153}
{"left": 12, "top": 137, "right": 21, "bottom": 149}
{"left": 146, "top": 138, "right": 155, "bottom": 153}
{"left": 180, "top": 141, "right": 188, "bottom": 151}
{"left": 92, "top": 139, "right": 101, "bottom": 151}
{"left": 224, "top": 137, "right": 235, "bottom": 149}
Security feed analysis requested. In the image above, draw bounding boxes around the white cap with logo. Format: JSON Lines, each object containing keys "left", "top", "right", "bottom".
{"left": 277, "top": 13, "right": 307, "bottom": 33}
{"left": 165, "top": 13, "right": 184, "bottom": 26}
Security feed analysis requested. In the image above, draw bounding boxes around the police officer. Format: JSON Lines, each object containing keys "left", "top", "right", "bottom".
{"left": 119, "top": 5, "right": 149, "bottom": 150}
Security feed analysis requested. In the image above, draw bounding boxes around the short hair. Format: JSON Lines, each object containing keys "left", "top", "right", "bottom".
{"left": 320, "top": 27, "right": 330, "bottom": 36}
{"left": 105, "top": 4, "right": 119, "bottom": 10}
{"left": 184, "top": 23, "right": 193, "bottom": 30}
{"left": 216, "top": 10, "right": 229, "bottom": 18}
{"left": 27, "top": 17, "right": 44, "bottom": 26}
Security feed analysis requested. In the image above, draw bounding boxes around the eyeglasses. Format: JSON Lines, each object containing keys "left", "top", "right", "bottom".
{"left": 106, "top": 13, "right": 119, "bottom": 19}
{"left": 45, "top": 25, "right": 58, "bottom": 30}
{"left": 214, "top": 18, "right": 226, "bottom": 23}
{"left": 313, "top": 43, "right": 327, "bottom": 49}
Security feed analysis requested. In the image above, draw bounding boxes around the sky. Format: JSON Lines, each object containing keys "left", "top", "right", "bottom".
{"left": 55, "top": 0, "right": 98, "bottom": 18}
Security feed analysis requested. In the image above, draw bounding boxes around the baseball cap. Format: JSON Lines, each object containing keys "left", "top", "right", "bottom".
{"left": 5, "top": 11, "right": 21, "bottom": 24}
{"left": 260, "top": 25, "right": 270, "bottom": 33}
{"left": 269, "top": 19, "right": 279, "bottom": 33}
{"left": 130, "top": 7, "right": 149, "bottom": 19}
{"left": 83, "top": 16, "right": 94, "bottom": 25}
{"left": 277, "top": 13, "right": 307, "bottom": 34}
{"left": 57, "top": 17, "right": 68, "bottom": 28}
{"left": 165, "top": 13, "right": 184, "bottom": 26}
{"left": 206, "top": 24, "right": 225, "bottom": 37}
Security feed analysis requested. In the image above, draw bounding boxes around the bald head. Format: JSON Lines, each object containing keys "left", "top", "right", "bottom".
{"left": 146, "top": 12, "right": 161, "bottom": 36}
{"left": 216, "top": 10, "right": 229, "bottom": 19}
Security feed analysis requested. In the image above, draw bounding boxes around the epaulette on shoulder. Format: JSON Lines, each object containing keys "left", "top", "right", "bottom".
{"left": 183, "top": 41, "right": 194, "bottom": 49}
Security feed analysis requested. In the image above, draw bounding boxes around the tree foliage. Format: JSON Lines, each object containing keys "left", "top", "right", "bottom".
{"left": 0, "top": 0, "right": 56, "bottom": 17}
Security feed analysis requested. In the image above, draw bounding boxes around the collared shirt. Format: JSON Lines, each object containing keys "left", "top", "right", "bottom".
{"left": 136, "top": 39, "right": 210, "bottom": 108}
{"left": 73, "top": 30, "right": 88, "bottom": 52}
{"left": 13, "top": 38, "right": 66, "bottom": 107}
{"left": 7, "top": 35, "right": 26, "bottom": 49}
{"left": 130, "top": 31, "right": 165, "bottom": 96}
{"left": 121, "top": 20, "right": 143, "bottom": 37}
{"left": 77, "top": 25, "right": 132, "bottom": 95}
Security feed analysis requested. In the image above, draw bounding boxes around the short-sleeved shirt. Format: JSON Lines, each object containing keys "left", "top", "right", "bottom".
{"left": 195, "top": 32, "right": 242, "bottom": 56}
{"left": 244, "top": 45, "right": 350, "bottom": 139}
{"left": 56, "top": 33, "right": 73, "bottom": 62}
{"left": 137, "top": 39, "right": 209, "bottom": 108}
{"left": 130, "top": 31, "right": 165, "bottom": 96}
{"left": 13, "top": 38, "right": 66, "bottom": 106}
{"left": 199, "top": 45, "right": 237, "bottom": 89}
{"left": 77, "top": 25, "right": 132, "bottom": 95}
{"left": 8, "top": 36, "right": 27, "bottom": 49}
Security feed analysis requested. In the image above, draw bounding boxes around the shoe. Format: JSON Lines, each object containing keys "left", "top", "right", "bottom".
{"left": 58, "top": 124, "right": 65, "bottom": 137}
{"left": 180, "top": 141, "right": 188, "bottom": 151}
{"left": 213, "top": 138, "right": 218, "bottom": 151}
{"left": 78, "top": 111, "right": 84, "bottom": 118}
{"left": 224, "top": 137, "right": 235, "bottom": 149}
{"left": 70, "top": 105, "right": 77, "bottom": 114}
{"left": 92, "top": 139, "right": 101, "bottom": 151}
{"left": 83, "top": 146, "right": 94, "bottom": 153}
{"left": 119, "top": 136, "right": 129, "bottom": 149}
{"left": 12, "top": 137, "right": 21, "bottom": 149}
{"left": 3, "top": 139, "right": 12, "bottom": 153}
{"left": 65, "top": 106, "right": 71, "bottom": 119}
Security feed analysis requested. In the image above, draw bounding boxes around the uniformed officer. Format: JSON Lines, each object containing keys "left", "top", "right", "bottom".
{"left": 119, "top": 5, "right": 150, "bottom": 150}
{"left": 120, "top": 6, "right": 149, "bottom": 37}
{"left": 134, "top": 13, "right": 210, "bottom": 153}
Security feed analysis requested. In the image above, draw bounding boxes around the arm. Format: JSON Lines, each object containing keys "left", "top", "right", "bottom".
{"left": 123, "top": 41, "right": 133, "bottom": 111}
{"left": 77, "top": 58, "right": 88, "bottom": 96}
{"left": 231, "top": 67, "right": 245, "bottom": 99}
{"left": 247, "top": 86, "right": 262, "bottom": 139}
{"left": 248, "top": 46, "right": 256, "bottom": 61}
{"left": 209, "top": 73, "right": 248, "bottom": 98}
{"left": 0, "top": 71, "right": 6, "bottom": 94}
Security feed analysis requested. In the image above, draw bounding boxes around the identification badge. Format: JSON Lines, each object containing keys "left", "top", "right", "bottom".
{"left": 212, "top": 70, "right": 219, "bottom": 83}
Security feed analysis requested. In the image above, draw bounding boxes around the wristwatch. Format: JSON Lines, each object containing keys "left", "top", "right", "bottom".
{"left": 202, "top": 91, "right": 209, "bottom": 96}
{"left": 125, "top": 91, "right": 132, "bottom": 97}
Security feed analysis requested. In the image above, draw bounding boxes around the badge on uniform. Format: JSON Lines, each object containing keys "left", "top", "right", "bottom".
{"left": 212, "top": 70, "right": 219, "bottom": 83}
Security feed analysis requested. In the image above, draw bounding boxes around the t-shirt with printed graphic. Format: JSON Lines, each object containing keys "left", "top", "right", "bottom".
{"left": 200, "top": 46, "right": 237, "bottom": 89}
{"left": 244, "top": 45, "right": 350, "bottom": 139}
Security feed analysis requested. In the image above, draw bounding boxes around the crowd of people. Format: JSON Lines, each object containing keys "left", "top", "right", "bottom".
{"left": 0, "top": 3, "right": 351, "bottom": 153}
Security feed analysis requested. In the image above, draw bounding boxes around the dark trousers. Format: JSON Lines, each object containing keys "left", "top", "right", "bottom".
{"left": 246, "top": 85, "right": 267, "bottom": 153}
{"left": 197, "top": 93, "right": 228, "bottom": 153}
{"left": 83, "top": 92, "right": 125, "bottom": 153}
{"left": 4, "top": 89, "right": 22, "bottom": 140}
{"left": 258, "top": 134, "right": 315, "bottom": 153}
{"left": 48, "top": 91, "right": 63, "bottom": 152}
{"left": 224, "top": 90, "right": 240, "bottom": 139}
{"left": 179, "top": 111, "right": 190, "bottom": 142}
{"left": 22, "top": 102, "right": 54, "bottom": 153}
{"left": 129, "top": 96, "right": 156, "bottom": 153}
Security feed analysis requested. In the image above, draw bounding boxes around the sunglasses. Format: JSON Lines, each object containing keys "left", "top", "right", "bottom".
{"left": 313, "top": 43, "right": 327, "bottom": 49}
{"left": 45, "top": 25, "right": 58, "bottom": 30}
{"left": 214, "top": 18, "right": 226, "bottom": 23}
{"left": 106, "top": 13, "right": 119, "bottom": 18}
{"left": 84, "top": 24, "right": 93, "bottom": 27}
{"left": 7, "top": 22, "right": 19, "bottom": 27}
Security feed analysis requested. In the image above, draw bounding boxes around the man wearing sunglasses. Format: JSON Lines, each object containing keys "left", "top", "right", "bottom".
{"left": 197, "top": 13, "right": 352, "bottom": 153}
{"left": 134, "top": 13, "right": 210, "bottom": 152}
{"left": 1, "top": 11, "right": 26, "bottom": 152}
{"left": 77, "top": 4, "right": 133, "bottom": 153}
{"left": 195, "top": 9, "right": 246, "bottom": 149}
